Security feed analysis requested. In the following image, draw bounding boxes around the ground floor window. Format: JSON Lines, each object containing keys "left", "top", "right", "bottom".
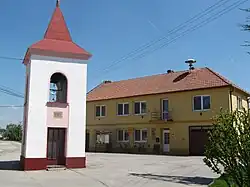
{"left": 117, "top": 129, "right": 129, "bottom": 142}
{"left": 96, "top": 133, "right": 109, "bottom": 144}
{"left": 134, "top": 129, "right": 148, "bottom": 142}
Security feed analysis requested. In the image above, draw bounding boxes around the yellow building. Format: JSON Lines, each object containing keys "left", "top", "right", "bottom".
{"left": 86, "top": 66, "right": 249, "bottom": 156}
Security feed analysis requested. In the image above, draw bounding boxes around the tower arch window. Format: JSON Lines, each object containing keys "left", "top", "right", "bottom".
{"left": 49, "top": 73, "right": 68, "bottom": 103}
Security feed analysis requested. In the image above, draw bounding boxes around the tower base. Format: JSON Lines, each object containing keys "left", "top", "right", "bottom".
{"left": 20, "top": 156, "right": 47, "bottom": 171}
{"left": 66, "top": 157, "right": 86, "bottom": 169}
{"left": 20, "top": 155, "right": 86, "bottom": 171}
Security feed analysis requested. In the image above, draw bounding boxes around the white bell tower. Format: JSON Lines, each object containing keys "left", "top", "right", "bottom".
{"left": 20, "top": 1, "right": 91, "bottom": 170}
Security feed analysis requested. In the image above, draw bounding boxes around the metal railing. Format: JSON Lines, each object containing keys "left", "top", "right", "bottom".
{"left": 151, "top": 111, "right": 173, "bottom": 121}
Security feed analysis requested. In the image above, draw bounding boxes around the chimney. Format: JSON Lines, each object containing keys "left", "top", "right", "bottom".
{"left": 185, "top": 59, "right": 196, "bottom": 70}
{"left": 103, "top": 80, "right": 112, "bottom": 84}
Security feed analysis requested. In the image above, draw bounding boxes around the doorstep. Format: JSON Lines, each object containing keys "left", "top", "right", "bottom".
{"left": 46, "top": 165, "right": 66, "bottom": 171}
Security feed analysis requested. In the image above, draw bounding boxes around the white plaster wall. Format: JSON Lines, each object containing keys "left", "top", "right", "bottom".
{"left": 47, "top": 106, "right": 69, "bottom": 128}
{"left": 25, "top": 55, "right": 87, "bottom": 158}
{"left": 66, "top": 63, "right": 87, "bottom": 158}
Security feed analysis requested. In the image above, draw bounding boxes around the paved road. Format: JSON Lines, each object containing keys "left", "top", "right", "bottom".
{"left": 0, "top": 141, "right": 217, "bottom": 187}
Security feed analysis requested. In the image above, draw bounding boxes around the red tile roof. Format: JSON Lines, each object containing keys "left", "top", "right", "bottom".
{"left": 23, "top": 1, "right": 91, "bottom": 64}
{"left": 87, "top": 67, "right": 250, "bottom": 101}
{"left": 29, "top": 39, "right": 90, "bottom": 56}
{"left": 44, "top": 2, "right": 72, "bottom": 42}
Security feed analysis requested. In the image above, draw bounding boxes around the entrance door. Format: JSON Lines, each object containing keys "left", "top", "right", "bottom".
{"left": 162, "top": 99, "right": 169, "bottom": 120}
{"left": 189, "top": 126, "right": 210, "bottom": 156}
{"left": 163, "top": 129, "right": 170, "bottom": 152}
{"left": 47, "top": 128, "right": 66, "bottom": 166}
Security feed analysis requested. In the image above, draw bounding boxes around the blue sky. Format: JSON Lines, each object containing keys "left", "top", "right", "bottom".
{"left": 0, "top": 0, "right": 250, "bottom": 126}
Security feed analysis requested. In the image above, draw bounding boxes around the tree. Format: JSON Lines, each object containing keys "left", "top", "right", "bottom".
{"left": 3, "top": 123, "right": 22, "bottom": 142}
{"left": 0, "top": 128, "right": 6, "bottom": 140}
{"left": 204, "top": 109, "right": 250, "bottom": 186}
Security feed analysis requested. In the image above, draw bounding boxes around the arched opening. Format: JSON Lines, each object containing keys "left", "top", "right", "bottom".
{"left": 49, "top": 73, "right": 67, "bottom": 103}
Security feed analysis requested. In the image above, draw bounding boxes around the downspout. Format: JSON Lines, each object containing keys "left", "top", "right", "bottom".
{"left": 247, "top": 97, "right": 250, "bottom": 111}
{"left": 229, "top": 86, "right": 233, "bottom": 112}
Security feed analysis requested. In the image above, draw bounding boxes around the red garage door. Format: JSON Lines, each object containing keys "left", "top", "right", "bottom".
{"left": 189, "top": 126, "right": 212, "bottom": 156}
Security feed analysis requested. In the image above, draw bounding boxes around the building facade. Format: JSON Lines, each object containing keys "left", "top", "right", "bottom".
{"left": 86, "top": 67, "right": 249, "bottom": 156}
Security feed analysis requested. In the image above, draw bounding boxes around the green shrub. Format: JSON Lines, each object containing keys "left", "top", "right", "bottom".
{"left": 3, "top": 123, "right": 22, "bottom": 142}
{"left": 204, "top": 109, "right": 250, "bottom": 187}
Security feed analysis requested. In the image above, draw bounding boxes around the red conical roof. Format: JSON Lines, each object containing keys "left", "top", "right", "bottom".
{"left": 23, "top": 1, "right": 91, "bottom": 64}
{"left": 44, "top": 1, "right": 72, "bottom": 41}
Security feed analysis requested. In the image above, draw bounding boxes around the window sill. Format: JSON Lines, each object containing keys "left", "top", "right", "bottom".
{"left": 96, "top": 143, "right": 107, "bottom": 145}
{"left": 95, "top": 116, "right": 106, "bottom": 119}
{"left": 134, "top": 113, "right": 147, "bottom": 116}
{"left": 193, "top": 109, "right": 210, "bottom": 112}
{"left": 117, "top": 141, "right": 129, "bottom": 143}
{"left": 117, "top": 114, "right": 130, "bottom": 117}
{"left": 46, "top": 102, "right": 68, "bottom": 108}
{"left": 134, "top": 141, "right": 147, "bottom": 143}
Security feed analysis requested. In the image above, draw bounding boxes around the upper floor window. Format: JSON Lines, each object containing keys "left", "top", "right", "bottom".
{"left": 134, "top": 129, "right": 148, "bottom": 142}
{"left": 134, "top": 101, "right": 147, "bottom": 115}
{"left": 193, "top": 95, "right": 211, "bottom": 111}
{"left": 237, "top": 96, "right": 243, "bottom": 109}
{"left": 96, "top": 105, "right": 106, "bottom": 117}
{"left": 117, "top": 103, "right": 129, "bottom": 116}
{"left": 117, "top": 129, "right": 129, "bottom": 142}
{"left": 49, "top": 73, "right": 67, "bottom": 103}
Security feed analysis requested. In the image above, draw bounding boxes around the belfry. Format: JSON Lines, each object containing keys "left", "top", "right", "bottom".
{"left": 20, "top": 0, "right": 91, "bottom": 170}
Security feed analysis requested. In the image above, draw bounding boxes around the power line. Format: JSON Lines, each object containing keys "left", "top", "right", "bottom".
{"left": 0, "top": 56, "right": 23, "bottom": 61}
{"left": 94, "top": 0, "right": 249, "bottom": 79}
{"left": 0, "top": 0, "right": 248, "bottom": 88}
{"left": 0, "top": 84, "right": 24, "bottom": 96}
{"left": 0, "top": 86, "right": 24, "bottom": 98}
{"left": 0, "top": 90, "right": 24, "bottom": 98}
{"left": 0, "top": 105, "right": 23, "bottom": 108}
{"left": 128, "top": 0, "right": 249, "bottom": 64}
{"left": 0, "top": 32, "right": 74, "bottom": 62}
{"left": 95, "top": 0, "right": 234, "bottom": 74}
{"left": 0, "top": 0, "right": 234, "bottom": 65}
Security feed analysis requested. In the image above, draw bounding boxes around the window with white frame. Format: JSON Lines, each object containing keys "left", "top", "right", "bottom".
{"left": 117, "top": 130, "right": 129, "bottom": 142}
{"left": 134, "top": 129, "right": 148, "bottom": 142}
{"left": 117, "top": 103, "right": 129, "bottom": 116}
{"left": 237, "top": 96, "right": 243, "bottom": 109}
{"left": 96, "top": 133, "right": 109, "bottom": 144}
{"left": 193, "top": 95, "right": 211, "bottom": 111}
{"left": 96, "top": 105, "right": 106, "bottom": 117}
{"left": 134, "top": 101, "right": 147, "bottom": 115}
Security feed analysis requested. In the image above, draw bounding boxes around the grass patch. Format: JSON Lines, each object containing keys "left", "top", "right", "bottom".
{"left": 210, "top": 177, "right": 228, "bottom": 187}
{"left": 210, "top": 174, "right": 237, "bottom": 187}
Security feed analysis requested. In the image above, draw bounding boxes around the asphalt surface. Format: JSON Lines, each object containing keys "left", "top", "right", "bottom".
{"left": 0, "top": 141, "right": 217, "bottom": 187}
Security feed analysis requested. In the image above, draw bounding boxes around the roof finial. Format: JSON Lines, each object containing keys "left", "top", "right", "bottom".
{"left": 56, "top": 0, "right": 60, "bottom": 7}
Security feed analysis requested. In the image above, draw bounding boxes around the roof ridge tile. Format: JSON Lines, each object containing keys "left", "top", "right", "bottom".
{"left": 205, "top": 67, "right": 231, "bottom": 85}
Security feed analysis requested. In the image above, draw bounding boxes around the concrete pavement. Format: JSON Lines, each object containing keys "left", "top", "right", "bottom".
{"left": 0, "top": 141, "right": 217, "bottom": 187}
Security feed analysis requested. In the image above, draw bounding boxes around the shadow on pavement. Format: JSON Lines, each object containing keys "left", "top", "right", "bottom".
{"left": 0, "top": 160, "right": 20, "bottom": 171}
{"left": 130, "top": 173, "right": 213, "bottom": 185}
